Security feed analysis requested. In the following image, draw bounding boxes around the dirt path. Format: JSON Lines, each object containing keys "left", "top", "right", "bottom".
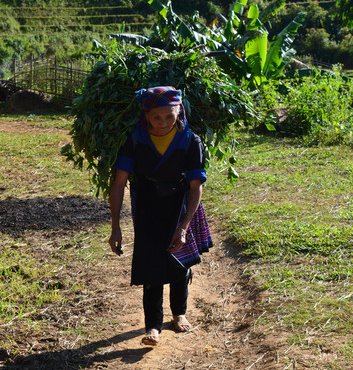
{"left": 1, "top": 120, "right": 284, "bottom": 370}
{"left": 2, "top": 217, "right": 283, "bottom": 370}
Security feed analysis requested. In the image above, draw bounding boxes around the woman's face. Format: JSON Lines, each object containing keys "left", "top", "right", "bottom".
{"left": 146, "top": 105, "right": 180, "bottom": 136}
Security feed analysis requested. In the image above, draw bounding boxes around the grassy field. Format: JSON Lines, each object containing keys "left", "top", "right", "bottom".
{"left": 1, "top": 114, "right": 352, "bottom": 368}
{"left": 0, "top": 114, "right": 116, "bottom": 365}
{"left": 206, "top": 132, "right": 353, "bottom": 365}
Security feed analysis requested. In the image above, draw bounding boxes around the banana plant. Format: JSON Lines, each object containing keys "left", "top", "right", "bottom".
{"left": 145, "top": 0, "right": 306, "bottom": 86}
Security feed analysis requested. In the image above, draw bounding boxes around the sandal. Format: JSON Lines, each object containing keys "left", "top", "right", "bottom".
{"left": 172, "top": 315, "right": 192, "bottom": 332}
{"left": 141, "top": 328, "right": 159, "bottom": 346}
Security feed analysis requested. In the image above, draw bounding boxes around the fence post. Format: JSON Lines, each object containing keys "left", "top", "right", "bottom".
{"left": 54, "top": 56, "right": 57, "bottom": 97}
{"left": 12, "top": 58, "right": 16, "bottom": 84}
{"left": 70, "top": 60, "right": 73, "bottom": 98}
{"left": 30, "top": 54, "right": 34, "bottom": 90}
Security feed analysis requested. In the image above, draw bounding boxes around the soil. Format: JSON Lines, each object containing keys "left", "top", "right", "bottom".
{"left": 0, "top": 121, "right": 323, "bottom": 370}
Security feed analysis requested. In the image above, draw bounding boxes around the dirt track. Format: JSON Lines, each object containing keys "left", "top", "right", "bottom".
{"left": 0, "top": 121, "right": 298, "bottom": 369}
{"left": 1, "top": 211, "right": 280, "bottom": 369}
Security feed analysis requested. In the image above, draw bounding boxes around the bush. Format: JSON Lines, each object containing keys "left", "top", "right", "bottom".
{"left": 303, "top": 28, "right": 335, "bottom": 60}
{"left": 284, "top": 68, "right": 353, "bottom": 146}
{"left": 253, "top": 67, "right": 353, "bottom": 146}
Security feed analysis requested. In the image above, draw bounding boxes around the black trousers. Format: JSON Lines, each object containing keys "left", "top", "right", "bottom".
{"left": 143, "top": 269, "right": 191, "bottom": 332}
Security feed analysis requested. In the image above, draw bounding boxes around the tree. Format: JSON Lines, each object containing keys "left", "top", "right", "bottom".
{"left": 336, "top": 0, "right": 353, "bottom": 27}
{"left": 143, "top": 0, "right": 306, "bottom": 87}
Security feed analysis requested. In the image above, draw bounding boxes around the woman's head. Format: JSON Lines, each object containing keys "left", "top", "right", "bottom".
{"left": 135, "top": 86, "right": 187, "bottom": 134}
{"left": 145, "top": 105, "right": 181, "bottom": 136}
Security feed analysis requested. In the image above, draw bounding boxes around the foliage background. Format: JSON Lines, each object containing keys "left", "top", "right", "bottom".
{"left": 1, "top": 0, "right": 353, "bottom": 75}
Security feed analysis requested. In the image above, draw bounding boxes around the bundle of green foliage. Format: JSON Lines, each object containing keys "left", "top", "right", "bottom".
{"left": 62, "top": 41, "right": 256, "bottom": 197}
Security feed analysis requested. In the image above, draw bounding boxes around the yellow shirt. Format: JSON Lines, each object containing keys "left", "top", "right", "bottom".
{"left": 150, "top": 126, "right": 177, "bottom": 155}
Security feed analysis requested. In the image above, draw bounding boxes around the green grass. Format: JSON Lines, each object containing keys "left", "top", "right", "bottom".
{"left": 0, "top": 114, "right": 90, "bottom": 197}
{"left": 206, "top": 132, "right": 353, "bottom": 361}
{"left": 0, "top": 234, "right": 65, "bottom": 322}
{"left": 0, "top": 113, "right": 74, "bottom": 129}
{"left": 1, "top": 115, "right": 353, "bottom": 365}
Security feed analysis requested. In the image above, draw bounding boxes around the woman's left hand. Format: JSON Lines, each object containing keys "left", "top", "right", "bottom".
{"left": 167, "top": 227, "right": 187, "bottom": 253}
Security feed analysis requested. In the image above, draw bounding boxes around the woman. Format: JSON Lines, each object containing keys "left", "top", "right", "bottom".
{"left": 109, "top": 86, "right": 212, "bottom": 345}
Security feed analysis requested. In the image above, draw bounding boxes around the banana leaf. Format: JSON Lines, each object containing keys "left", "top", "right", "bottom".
{"left": 109, "top": 33, "right": 149, "bottom": 45}
{"left": 263, "top": 11, "right": 306, "bottom": 79}
{"left": 245, "top": 31, "right": 268, "bottom": 85}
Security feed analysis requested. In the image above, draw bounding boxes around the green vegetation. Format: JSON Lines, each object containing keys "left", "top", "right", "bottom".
{"left": 0, "top": 0, "right": 153, "bottom": 76}
{"left": 1, "top": 0, "right": 353, "bottom": 76}
{"left": 63, "top": 43, "right": 255, "bottom": 196}
{"left": 268, "top": 0, "right": 353, "bottom": 68}
{"left": 252, "top": 67, "right": 353, "bottom": 146}
{"left": 142, "top": 0, "right": 305, "bottom": 87}
{"left": 0, "top": 240, "right": 65, "bottom": 322}
{"left": 1, "top": 114, "right": 352, "bottom": 366}
{"left": 0, "top": 114, "right": 88, "bottom": 198}
{"left": 206, "top": 132, "right": 353, "bottom": 359}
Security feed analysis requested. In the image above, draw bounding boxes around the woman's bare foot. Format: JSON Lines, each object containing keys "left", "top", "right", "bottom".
{"left": 172, "top": 315, "right": 192, "bottom": 332}
{"left": 141, "top": 328, "right": 159, "bottom": 346}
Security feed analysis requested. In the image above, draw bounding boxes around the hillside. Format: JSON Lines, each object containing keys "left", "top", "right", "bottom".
{"left": 0, "top": 0, "right": 352, "bottom": 75}
{"left": 0, "top": 0, "right": 153, "bottom": 76}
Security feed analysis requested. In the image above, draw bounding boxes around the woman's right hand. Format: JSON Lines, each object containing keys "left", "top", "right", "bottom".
{"left": 109, "top": 227, "right": 123, "bottom": 256}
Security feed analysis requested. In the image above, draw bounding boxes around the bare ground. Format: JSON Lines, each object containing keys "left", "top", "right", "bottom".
{"left": 1, "top": 222, "right": 283, "bottom": 370}
{"left": 0, "top": 120, "right": 337, "bottom": 370}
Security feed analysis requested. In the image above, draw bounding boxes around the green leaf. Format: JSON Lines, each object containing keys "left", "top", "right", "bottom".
{"left": 265, "top": 123, "right": 277, "bottom": 131}
{"left": 263, "top": 12, "right": 306, "bottom": 79}
{"left": 160, "top": 6, "right": 168, "bottom": 18}
{"left": 247, "top": 4, "right": 259, "bottom": 20}
{"left": 245, "top": 32, "right": 268, "bottom": 80}
{"left": 233, "top": 0, "right": 248, "bottom": 15}
{"left": 233, "top": 3, "right": 245, "bottom": 16}
{"left": 227, "top": 166, "right": 239, "bottom": 183}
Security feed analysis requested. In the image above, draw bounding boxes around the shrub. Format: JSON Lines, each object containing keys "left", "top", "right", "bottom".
{"left": 253, "top": 67, "right": 353, "bottom": 146}
{"left": 284, "top": 68, "right": 353, "bottom": 146}
{"left": 303, "top": 28, "right": 335, "bottom": 60}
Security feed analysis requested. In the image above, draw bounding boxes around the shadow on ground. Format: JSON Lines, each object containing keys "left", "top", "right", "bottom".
{"left": 0, "top": 196, "right": 113, "bottom": 236}
{"left": 221, "top": 236, "right": 267, "bottom": 301}
{"left": 1, "top": 328, "right": 153, "bottom": 370}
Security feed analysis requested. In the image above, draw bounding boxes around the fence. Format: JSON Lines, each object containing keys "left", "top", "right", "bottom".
{"left": 9, "top": 56, "right": 89, "bottom": 104}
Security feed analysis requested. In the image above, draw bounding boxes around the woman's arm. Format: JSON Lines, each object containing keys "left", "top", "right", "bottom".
{"left": 180, "top": 179, "right": 202, "bottom": 230}
{"left": 109, "top": 169, "right": 129, "bottom": 255}
{"left": 168, "top": 179, "right": 202, "bottom": 253}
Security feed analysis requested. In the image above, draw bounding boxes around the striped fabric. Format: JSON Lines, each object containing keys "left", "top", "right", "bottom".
{"left": 172, "top": 202, "right": 213, "bottom": 269}
{"left": 135, "top": 86, "right": 182, "bottom": 112}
